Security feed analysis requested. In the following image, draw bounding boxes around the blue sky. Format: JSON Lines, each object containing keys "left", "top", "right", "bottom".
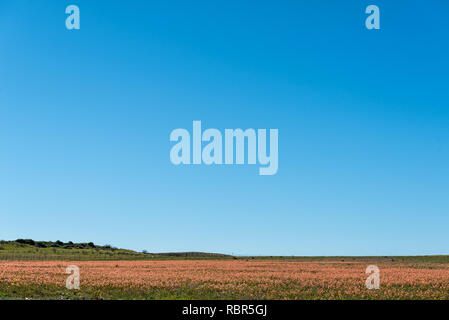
{"left": 0, "top": 1, "right": 448, "bottom": 255}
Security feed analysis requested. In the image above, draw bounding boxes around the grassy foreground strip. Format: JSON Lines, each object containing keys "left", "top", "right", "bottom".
{"left": 1, "top": 282, "right": 448, "bottom": 300}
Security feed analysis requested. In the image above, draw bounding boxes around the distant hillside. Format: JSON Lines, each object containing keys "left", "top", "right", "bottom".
{"left": 156, "top": 252, "right": 231, "bottom": 258}
{"left": 2, "top": 239, "right": 447, "bottom": 263}
{"left": 0, "top": 239, "right": 232, "bottom": 261}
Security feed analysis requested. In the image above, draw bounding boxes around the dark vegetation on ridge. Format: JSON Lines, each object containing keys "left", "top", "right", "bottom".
{"left": 0, "top": 239, "right": 232, "bottom": 261}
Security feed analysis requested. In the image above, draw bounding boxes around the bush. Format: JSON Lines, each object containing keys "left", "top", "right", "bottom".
{"left": 36, "top": 242, "right": 47, "bottom": 248}
{"left": 16, "top": 239, "right": 35, "bottom": 246}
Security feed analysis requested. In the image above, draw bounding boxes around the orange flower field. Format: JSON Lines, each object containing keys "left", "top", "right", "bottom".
{"left": 1, "top": 260, "right": 449, "bottom": 299}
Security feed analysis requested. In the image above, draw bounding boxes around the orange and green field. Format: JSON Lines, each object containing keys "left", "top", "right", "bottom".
{"left": 1, "top": 259, "right": 449, "bottom": 300}
{"left": 1, "top": 240, "right": 449, "bottom": 300}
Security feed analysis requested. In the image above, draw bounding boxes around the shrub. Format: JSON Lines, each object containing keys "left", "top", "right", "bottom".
{"left": 36, "top": 242, "right": 47, "bottom": 248}
{"left": 16, "top": 239, "right": 35, "bottom": 246}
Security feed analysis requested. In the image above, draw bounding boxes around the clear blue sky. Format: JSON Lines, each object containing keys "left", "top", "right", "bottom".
{"left": 0, "top": 1, "right": 448, "bottom": 256}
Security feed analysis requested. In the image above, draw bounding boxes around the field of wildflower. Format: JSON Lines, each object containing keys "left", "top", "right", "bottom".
{"left": 1, "top": 259, "right": 449, "bottom": 300}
